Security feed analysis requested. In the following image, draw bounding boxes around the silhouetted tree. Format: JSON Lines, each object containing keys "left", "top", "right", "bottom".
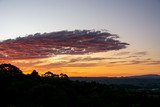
{"left": 59, "top": 73, "right": 69, "bottom": 79}
{"left": 0, "top": 63, "right": 23, "bottom": 75}
{"left": 30, "top": 70, "right": 40, "bottom": 77}
{"left": 43, "top": 71, "right": 59, "bottom": 78}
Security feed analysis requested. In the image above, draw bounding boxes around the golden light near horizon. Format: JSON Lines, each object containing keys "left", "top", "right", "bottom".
{"left": 1, "top": 49, "right": 159, "bottom": 77}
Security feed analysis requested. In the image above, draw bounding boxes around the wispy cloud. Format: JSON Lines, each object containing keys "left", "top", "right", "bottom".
{"left": 115, "top": 51, "right": 130, "bottom": 56}
{"left": 0, "top": 30, "right": 129, "bottom": 59}
{"left": 69, "top": 57, "right": 109, "bottom": 63}
{"left": 9, "top": 56, "right": 160, "bottom": 70}
{"left": 147, "top": 61, "right": 160, "bottom": 65}
{"left": 134, "top": 51, "right": 147, "bottom": 55}
{"left": 34, "top": 61, "right": 98, "bottom": 68}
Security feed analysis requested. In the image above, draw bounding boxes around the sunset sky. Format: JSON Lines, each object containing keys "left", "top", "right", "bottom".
{"left": 0, "top": 0, "right": 160, "bottom": 77}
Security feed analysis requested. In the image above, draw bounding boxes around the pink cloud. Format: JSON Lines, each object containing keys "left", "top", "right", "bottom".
{"left": 0, "top": 30, "right": 129, "bottom": 59}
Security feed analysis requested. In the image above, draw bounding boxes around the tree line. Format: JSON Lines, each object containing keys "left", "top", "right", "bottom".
{"left": 0, "top": 63, "right": 160, "bottom": 107}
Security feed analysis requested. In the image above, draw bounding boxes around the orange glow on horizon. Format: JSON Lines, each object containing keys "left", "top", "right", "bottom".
{"left": 1, "top": 51, "right": 160, "bottom": 77}
{"left": 16, "top": 64, "right": 160, "bottom": 77}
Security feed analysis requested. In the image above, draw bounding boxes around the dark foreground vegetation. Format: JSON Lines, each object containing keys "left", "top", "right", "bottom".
{"left": 0, "top": 64, "right": 160, "bottom": 107}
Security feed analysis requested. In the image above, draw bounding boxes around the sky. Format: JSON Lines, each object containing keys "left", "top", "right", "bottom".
{"left": 0, "top": 0, "right": 160, "bottom": 77}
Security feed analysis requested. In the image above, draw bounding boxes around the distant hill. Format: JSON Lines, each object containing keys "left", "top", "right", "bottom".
{"left": 129, "top": 74, "right": 160, "bottom": 79}
{"left": 71, "top": 74, "right": 160, "bottom": 88}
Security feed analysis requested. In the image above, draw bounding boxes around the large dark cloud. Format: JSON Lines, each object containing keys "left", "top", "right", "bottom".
{"left": 0, "top": 30, "right": 129, "bottom": 59}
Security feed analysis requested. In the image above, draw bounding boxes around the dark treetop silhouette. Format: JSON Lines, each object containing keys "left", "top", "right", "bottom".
{"left": 0, "top": 63, "right": 160, "bottom": 107}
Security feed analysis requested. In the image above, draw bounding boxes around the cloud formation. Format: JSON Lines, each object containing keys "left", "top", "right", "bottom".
{"left": 0, "top": 30, "right": 129, "bottom": 59}
{"left": 115, "top": 51, "right": 130, "bottom": 56}
{"left": 134, "top": 51, "right": 147, "bottom": 55}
